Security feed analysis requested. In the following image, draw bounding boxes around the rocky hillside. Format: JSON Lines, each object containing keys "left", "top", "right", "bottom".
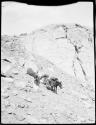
{"left": 1, "top": 24, "right": 95, "bottom": 123}
{"left": 21, "top": 24, "right": 94, "bottom": 84}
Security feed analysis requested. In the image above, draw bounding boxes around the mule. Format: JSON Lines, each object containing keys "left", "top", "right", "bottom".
{"left": 46, "top": 77, "right": 63, "bottom": 94}
{"left": 27, "top": 68, "right": 40, "bottom": 86}
{"left": 34, "top": 75, "right": 41, "bottom": 86}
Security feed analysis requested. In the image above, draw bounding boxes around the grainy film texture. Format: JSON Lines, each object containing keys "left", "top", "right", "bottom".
{"left": 1, "top": 1, "right": 95, "bottom": 124}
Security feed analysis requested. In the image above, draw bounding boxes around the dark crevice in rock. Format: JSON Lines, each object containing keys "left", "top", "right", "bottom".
{"left": 62, "top": 25, "right": 68, "bottom": 38}
{"left": 72, "top": 61, "right": 77, "bottom": 77}
{"left": 1, "top": 74, "right": 7, "bottom": 78}
{"left": 3, "top": 95, "right": 9, "bottom": 99}
{"left": 75, "top": 24, "right": 84, "bottom": 28}
{"left": 76, "top": 57, "right": 81, "bottom": 62}
{"left": 68, "top": 38, "right": 87, "bottom": 81}
{"left": 75, "top": 24, "right": 88, "bottom": 31}
{"left": 2, "top": 59, "right": 12, "bottom": 63}
{"left": 74, "top": 45, "right": 83, "bottom": 54}
{"left": 72, "top": 56, "right": 87, "bottom": 81}
{"left": 76, "top": 53, "right": 88, "bottom": 81}
{"left": 55, "top": 37, "right": 66, "bottom": 40}
{"left": 8, "top": 75, "right": 14, "bottom": 78}
{"left": 8, "top": 112, "right": 13, "bottom": 114}
{"left": 79, "top": 62, "right": 87, "bottom": 81}
{"left": 24, "top": 99, "right": 32, "bottom": 103}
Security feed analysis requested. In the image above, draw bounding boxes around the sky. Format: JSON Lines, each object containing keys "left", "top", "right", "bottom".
{"left": 1, "top": 2, "right": 93, "bottom": 35}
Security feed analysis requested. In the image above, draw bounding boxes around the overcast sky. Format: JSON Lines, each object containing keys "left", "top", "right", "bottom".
{"left": 1, "top": 2, "right": 93, "bottom": 35}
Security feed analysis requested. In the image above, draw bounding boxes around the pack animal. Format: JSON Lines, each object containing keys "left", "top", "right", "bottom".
{"left": 27, "top": 68, "right": 40, "bottom": 86}
{"left": 40, "top": 74, "right": 49, "bottom": 85}
{"left": 46, "top": 77, "right": 63, "bottom": 94}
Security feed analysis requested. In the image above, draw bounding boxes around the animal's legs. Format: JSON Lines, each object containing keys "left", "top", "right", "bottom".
{"left": 52, "top": 86, "right": 56, "bottom": 93}
{"left": 55, "top": 86, "right": 57, "bottom": 94}
{"left": 54, "top": 86, "right": 57, "bottom": 94}
{"left": 51, "top": 86, "right": 54, "bottom": 91}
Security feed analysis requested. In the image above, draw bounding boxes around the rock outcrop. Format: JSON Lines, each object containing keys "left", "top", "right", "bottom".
{"left": 1, "top": 24, "right": 95, "bottom": 124}
{"left": 22, "top": 24, "right": 94, "bottom": 85}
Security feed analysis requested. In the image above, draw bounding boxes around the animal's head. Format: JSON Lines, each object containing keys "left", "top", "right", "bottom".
{"left": 50, "top": 77, "right": 58, "bottom": 81}
{"left": 58, "top": 81, "right": 63, "bottom": 89}
{"left": 43, "top": 74, "right": 49, "bottom": 79}
{"left": 35, "top": 75, "right": 39, "bottom": 80}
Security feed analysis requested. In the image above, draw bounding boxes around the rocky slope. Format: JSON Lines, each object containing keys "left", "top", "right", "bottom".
{"left": 1, "top": 24, "right": 95, "bottom": 123}
{"left": 22, "top": 24, "right": 94, "bottom": 84}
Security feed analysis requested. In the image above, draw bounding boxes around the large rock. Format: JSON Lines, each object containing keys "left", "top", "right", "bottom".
{"left": 1, "top": 60, "right": 13, "bottom": 74}
{"left": 23, "top": 24, "right": 94, "bottom": 84}
{"left": 1, "top": 24, "right": 94, "bottom": 85}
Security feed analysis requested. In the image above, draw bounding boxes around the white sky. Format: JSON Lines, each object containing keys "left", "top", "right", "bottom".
{"left": 1, "top": 2, "right": 93, "bottom": 35}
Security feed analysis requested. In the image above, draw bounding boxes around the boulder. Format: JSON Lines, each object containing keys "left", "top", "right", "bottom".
{"left": 23, "top": 24, "right": 94, "bottom": 84}
{"left": 1, "top": 61, "right": 12, "bottom": 74}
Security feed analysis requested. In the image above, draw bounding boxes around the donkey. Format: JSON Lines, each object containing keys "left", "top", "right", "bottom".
{"left": 46, "top": 77, "right": 63, "bottom": 94}
{"left": 34, "top": 75, "right": 41, "bottom": 86}
{"left": 27, "top": 68, "right": 40, "bottom": 86}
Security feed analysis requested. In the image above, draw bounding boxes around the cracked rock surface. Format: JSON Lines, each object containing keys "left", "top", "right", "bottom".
{"left": 1, "top": 24, "right": 95, "bottom": 124}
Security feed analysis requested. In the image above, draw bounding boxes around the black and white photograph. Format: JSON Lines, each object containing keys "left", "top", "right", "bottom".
{"left": 1, "top": 1, "right": 95, "bottom": 124}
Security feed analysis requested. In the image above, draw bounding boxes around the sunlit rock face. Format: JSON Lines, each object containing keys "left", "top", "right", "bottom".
{"left": 23, "top": 24, "right": 94, "bottom": 84}
{"left": 1, "top": 24, "right": 94, "bottom": 85}
{"left": 1, "top": 24, "right": 95, "bottom": 124}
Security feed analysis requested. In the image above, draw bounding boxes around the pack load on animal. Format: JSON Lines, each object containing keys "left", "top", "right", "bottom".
{"left": 26, "top": 68, "right": 63, "bottom": 94}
